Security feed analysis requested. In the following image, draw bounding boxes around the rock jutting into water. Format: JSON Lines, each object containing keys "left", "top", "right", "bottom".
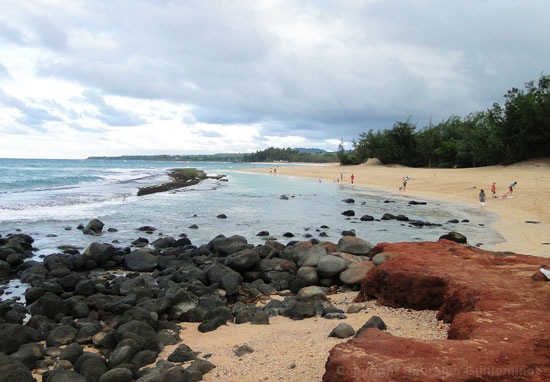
{"left": 136, "top": 168, "right": 226, "bottom": 196}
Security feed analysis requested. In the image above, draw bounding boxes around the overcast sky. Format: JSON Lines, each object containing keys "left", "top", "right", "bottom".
{"left": 1, "top": 0, "right": 548, "bottom": 159}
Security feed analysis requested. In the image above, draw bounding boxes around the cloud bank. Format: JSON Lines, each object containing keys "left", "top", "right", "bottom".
{"left": 0, "top": 0, "right": 548, "bottom": 158}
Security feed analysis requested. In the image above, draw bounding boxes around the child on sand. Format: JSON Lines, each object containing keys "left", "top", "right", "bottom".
{"left": 479, "top": 189, "right": 486, "bottom": 207}
{"left": 491, "top": 182, "right": 496, "bottom": 198}
{"left": 351, "top": 174, "right": 355, "bottom": 184}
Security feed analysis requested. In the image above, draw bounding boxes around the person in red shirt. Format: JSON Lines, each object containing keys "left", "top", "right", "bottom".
{"left": 351, "top": 174, "right": 355, "bottom": 184}
{"left": 490, "top": 182, "right": 496, "bottom": 198}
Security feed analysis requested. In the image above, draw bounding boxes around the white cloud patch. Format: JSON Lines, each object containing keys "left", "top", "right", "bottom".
{"left": 0, "top": 0, "right": 548, "bottom": 158}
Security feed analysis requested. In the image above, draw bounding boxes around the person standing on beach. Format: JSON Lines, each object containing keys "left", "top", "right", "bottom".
{"left": 402, "top": 178, "right": 407, "bottom": 192}
{"left": 479, "top": 189, "right": 486, "bottom": 207}
{"left": 340, "top": 173, "right": 343, "bottom": 182}
{"left": 351, "top": 174, "right": 355, "bottom": 184}
{"left": 491, "top": 182, "right": 496, "bottom": 198}
{"left": 508, "top": 181, "right": 517, "bottom": 195}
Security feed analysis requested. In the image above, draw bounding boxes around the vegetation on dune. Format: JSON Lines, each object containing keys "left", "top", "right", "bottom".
{"left": 339, "top": 74, "right": 550, "bottom": 167}
{"left": 241, "top": 147, "right": 337, "bottom": 163}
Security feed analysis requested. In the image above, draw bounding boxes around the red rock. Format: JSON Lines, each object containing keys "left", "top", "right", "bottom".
{"left": 531, "top": 271, "right": 549, "bottom": 282}
{"left": 324, "top": 240, "right": 550, "bottom": 382}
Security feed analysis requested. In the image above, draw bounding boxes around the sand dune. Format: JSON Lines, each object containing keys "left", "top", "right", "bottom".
{"left": 243, "top": 159, "right": 550, "bottom": 258}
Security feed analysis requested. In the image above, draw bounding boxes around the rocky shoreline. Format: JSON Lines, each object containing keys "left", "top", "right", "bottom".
{"left": 2, "top": 220, "right": 545, "bottom": 381}
{"left": 1, "top": 222, "right": 421, "bottom": 382}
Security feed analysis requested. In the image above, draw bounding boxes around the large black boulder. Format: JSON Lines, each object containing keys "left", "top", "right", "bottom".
{"left": 0, "top": 324, "right": 35, "bottom": 354}
{"left": 131, "top": 350, "right": 158, "bottom": 368}
{"left": 219, "top": 271, "right": 243, "bottom": 295}
{"left": 85, "top": 219, "right": 104, "bottom": 234}
{"left": 0, "top": 354, "right": 35, "bottom": 382}
{"left": 167, "top": 343, "right": 199, "bottom": 363}
{"left": 19, "top": 265, "right": 48, "bottom": 284}
{"left": 46, "top": 369, "right": 86, "bottom": 382}
{"left": 356, "top": 315, "right": 387, "bottom": 337}
{"left": 29, "top": 292, "right": 69, "bottom": 319}
{"left": 8, "top": 342, "right": 43, "bottom": 369}
{"left": 46, "top": 325, "right": 78, "bottom": 347}
{"left": 99, "top": 368, "right": 133, "bottom": 382}
{"left": 108, "top": 346, "right": 136, "bottom": 369}
{"left": 439, "top": 231, "right": 467, "bottom": 244}
{"left": 282, "top": 301, "right": 316, "bottom": 320}
{"left": 152, "top": 237, "right": 176, "bottom": 250}
{"left": 116, "top": 321, "right": 157, "bottom": 347}
{"left": 124, "top": 250, "right": 159, "bottom": 272}
{"left": 329, "top": 323, "right": 355, "bottom": 338}
{"left": 225, "top": 249, "right": 260, "bottom": 271}
{"left": 83, "top": 243, "right": 114, "bottom": 264}
{"left": 209, "top": 235, "right": 251, "bottom": 256}
{"left": 0, "top": 260, "right": 11, "bottom": 277}
{"left": 76, "top": 354, "right": 108, "bottom": 382}
{"left": 60, "top": 343, "right": 83, "bottom": 364}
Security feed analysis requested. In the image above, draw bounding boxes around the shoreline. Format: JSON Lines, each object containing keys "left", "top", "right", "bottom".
{"left": 240, "top": 160, "right": 550, "bottom": 258}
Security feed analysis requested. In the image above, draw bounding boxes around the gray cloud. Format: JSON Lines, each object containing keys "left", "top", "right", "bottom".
{"left": 197, "top": 130, "right": 223, "bottom": 138}
{"left": 0, "top": 89, "right": 60, "bottom": 130}
{"left": 2, "top": 0, "right": 549, "bottom": 144}
{"left": 81, "top": 89, "right": 145, "bottom": 127}
{"left": 0, "top": 23, "right": 25, "bottom": 45}
{"left": 30, "top": 15, "right": 68, "bottom": 51}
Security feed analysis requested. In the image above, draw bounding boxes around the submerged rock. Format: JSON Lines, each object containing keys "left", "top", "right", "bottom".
{"left": 84, "top": 219, "right": 104, "bottom": 234}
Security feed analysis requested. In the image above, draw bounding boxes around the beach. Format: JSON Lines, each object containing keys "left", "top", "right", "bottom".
{"left": 166, "top": 292, "right": 448, "bottom": 382}
{"left": 243, "top": 159, "right": 550, "bottom": 258}
{"left": 2, "top": 159, "right": 549, "bottom": 382}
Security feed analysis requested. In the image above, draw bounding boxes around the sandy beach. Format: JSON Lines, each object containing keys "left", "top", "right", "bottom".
{"left": 242, "top": 159, "right": 550, "bottom": 258}
{"left": 161, "top": 292, "right": 448, "bottom": 382}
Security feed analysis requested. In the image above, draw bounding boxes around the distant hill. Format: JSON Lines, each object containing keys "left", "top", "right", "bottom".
{"left": 88, "top": 147, "right": 336, "bottom": 163}
{"left": 87, "top": 153, "right": 245, "bottom": 162}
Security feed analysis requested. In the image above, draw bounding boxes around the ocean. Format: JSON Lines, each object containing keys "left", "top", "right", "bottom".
{"left": 0, "top": 158, "right": 502, "bottom": 263}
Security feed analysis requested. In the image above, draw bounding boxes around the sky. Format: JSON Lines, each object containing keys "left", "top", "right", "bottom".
{"left": 0, "top": 0, "right": 549, "bottom": 159}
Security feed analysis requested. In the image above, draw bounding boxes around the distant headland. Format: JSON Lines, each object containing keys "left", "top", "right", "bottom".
{"left": 87, "top": 147, "right": 338, "bottom": 163}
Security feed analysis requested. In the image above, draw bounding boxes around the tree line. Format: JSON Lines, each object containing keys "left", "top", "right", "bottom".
{"left": 242, "top": 147, "right": 337, "bottom": 163}
{"left": 338, "top": 74, "right": 550, "bottom": 167}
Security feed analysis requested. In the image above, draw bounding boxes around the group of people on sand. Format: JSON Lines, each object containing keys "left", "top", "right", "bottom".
{"left": 479, "top": 181, "right": 518, "bottom": 207}
{"left": 334, "top": 173, "right": 355, "bottom": 184}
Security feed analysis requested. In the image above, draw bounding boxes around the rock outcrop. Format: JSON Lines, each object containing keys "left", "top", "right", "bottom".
{"left": 137, "top": 168, "right": 226, "bottom": 196}
{"left": 323, "top": 240, "right": 550, "bottom": 381}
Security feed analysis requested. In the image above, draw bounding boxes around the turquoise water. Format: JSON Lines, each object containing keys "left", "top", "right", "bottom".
{"left": 0, "top": 158, "right": 502, "bottom": 258}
